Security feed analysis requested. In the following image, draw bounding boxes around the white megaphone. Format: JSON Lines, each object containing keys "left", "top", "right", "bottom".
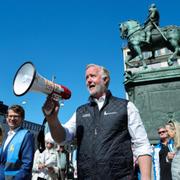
{"left": 13, "top": 61, "right": 71, "bottom": 101}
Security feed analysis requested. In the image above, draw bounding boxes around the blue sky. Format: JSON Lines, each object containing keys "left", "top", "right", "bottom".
{"left": 1, "top": 0, "right": 180, "bottom": 125}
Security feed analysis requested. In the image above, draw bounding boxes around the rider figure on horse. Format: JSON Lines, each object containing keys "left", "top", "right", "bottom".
{"left": 144, "top": 3, "right": 160, "bottom": 44}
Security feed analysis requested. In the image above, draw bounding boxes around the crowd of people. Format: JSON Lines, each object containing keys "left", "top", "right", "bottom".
{"left": 0, "top": 64, "right": 180, "bottom": 180}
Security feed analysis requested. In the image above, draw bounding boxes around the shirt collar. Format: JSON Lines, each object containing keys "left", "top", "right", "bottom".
{"left": 8, "top": 127, "right": 21, "bottom": 135}
{"left": 89, "top": 90, "right": 112, "bottom": 104}
{"left": 94, "top": 95, "right": 106, "bottom": 104}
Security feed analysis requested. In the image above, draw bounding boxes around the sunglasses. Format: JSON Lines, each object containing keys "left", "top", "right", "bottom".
{"left": 158, "top": 130, "right": 167, "bottom": 134}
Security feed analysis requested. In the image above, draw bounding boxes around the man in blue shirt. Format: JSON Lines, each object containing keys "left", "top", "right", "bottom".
{"left": 0, "top": 105, "right": 35, "bottom": 180}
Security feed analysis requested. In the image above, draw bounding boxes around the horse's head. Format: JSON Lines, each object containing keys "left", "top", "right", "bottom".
{"left": 119, "top": 20, "right": 141, "bottom": 39}
{"left": 119, "top": 23, "right": 128, "bottom": 39}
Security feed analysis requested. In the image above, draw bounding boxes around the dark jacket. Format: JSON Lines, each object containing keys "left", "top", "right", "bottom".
{"left": 76, "top": 90, "right": 133, "bottom": 180}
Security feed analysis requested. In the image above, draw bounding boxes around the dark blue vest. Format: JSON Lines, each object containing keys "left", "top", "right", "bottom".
{"left": 76, "top": 91, "right": 133, "bottom": 180}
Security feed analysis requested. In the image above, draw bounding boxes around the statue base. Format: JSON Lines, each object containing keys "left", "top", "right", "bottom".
{"left": 124, "top": 54, "right": 180, "bottom": 144}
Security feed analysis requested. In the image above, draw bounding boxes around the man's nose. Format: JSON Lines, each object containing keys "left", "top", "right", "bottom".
{"left": 86, "top": 77, "right": 92, "bottom": 84}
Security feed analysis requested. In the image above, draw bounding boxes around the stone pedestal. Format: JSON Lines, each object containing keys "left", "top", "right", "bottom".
{"left": 124, "top": 53, "right": 180, "bottom": 144}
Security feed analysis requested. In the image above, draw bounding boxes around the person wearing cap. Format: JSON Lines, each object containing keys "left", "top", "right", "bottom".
{"left": 32, "top": 132, "right": 60, "bottom": 180}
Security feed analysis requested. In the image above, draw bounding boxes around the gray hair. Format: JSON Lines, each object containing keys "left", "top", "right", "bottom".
{"left": 157, "top": 126, "right": 166, "bottom": 131}
{"left": 86, "top": 64, "right": 110, "bottom": 88}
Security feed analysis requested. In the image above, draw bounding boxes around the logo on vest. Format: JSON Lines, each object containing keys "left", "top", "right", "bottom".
{"left": 9, "top": 144, "right": 15, "bottom": 152}
{"left": 82, "top": 113, "right": 91, "bottom": 117}
{"left": 104, "top": 111, "right": 117, "bottom": 116}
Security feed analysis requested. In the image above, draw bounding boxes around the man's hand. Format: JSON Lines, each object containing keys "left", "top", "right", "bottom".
{"left": 42, "top": 94, "right": 60, "bottom": 122}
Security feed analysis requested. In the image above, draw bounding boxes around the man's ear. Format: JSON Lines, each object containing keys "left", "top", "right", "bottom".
{"left": 103, "top": 77, "right": 107, "bottom": 81}
{"left": 103, "top": 77, "right": 109, "bottom": 85}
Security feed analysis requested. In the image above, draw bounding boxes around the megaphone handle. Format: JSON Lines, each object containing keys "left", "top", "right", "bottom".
{"left": 52, "top": 93, "right": 61, "bottom": 101}
{"left": 43, "top": 95, "right": 56, "bottom": 116}
{"left": 43, "top": 102, "right": 56, "bottom": 116}
{"left": 43, "top": 93, "right": 62, "bottom": 116}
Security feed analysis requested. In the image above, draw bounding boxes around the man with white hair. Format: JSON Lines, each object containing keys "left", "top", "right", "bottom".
{"left": 43, "top": 64, "right": 152, "bottom": 180}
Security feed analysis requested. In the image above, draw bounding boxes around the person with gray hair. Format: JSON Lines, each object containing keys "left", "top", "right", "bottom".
{"left": 42, "top": 64, "right": 152, "bottom": 180}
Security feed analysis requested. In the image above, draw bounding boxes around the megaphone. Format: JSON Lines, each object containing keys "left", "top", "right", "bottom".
{"left": 13, "top": 61, "right": 71, "bottom": 101}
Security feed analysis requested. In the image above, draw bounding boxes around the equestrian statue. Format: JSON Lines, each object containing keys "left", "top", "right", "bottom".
{"left": 119, "top": 4, "right": 180, "bottom": 69}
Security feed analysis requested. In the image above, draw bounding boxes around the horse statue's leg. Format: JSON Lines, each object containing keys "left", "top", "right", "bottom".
{"left": 148, "top": 50, "right": 155, "bottom": 60}
{"left": 167, "top": 43, "right": 180, "bottom": 66}
{"left": 134, "top": 44, "right": 147, "bottom": 69}
{"left": 125, "top": 54, "right": 136, "bottom": 67}
{"left": 125, "top": 51, "right": 141, "bottom": 68}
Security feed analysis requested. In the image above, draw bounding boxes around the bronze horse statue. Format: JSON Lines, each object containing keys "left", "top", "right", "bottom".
{"left": 119, "top": 20, "right": 180, "bottom": 69}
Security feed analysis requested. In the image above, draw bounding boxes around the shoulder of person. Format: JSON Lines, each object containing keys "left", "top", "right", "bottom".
{"left": 22, "top": 130, "right": 35, "bottom": 142}
{"left": 154, "top": 143, "right": 162, "bottom": 149}
{"left": 76, "top": 102, "right": 91, "bottom": 111}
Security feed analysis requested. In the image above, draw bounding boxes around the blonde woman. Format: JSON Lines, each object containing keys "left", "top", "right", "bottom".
{"left": 166, "top": 120, "right": 180, "bottom": 180}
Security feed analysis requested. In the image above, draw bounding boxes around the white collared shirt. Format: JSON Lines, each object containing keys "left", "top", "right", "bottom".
{"left": 3, "top": 127, "right": 21, "bottom": 151}
{"left": 63, "top": 98, "right": 152, "bottom": 158}
{"left": 94, "top": 95, "right": 106, "bottom": 110}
